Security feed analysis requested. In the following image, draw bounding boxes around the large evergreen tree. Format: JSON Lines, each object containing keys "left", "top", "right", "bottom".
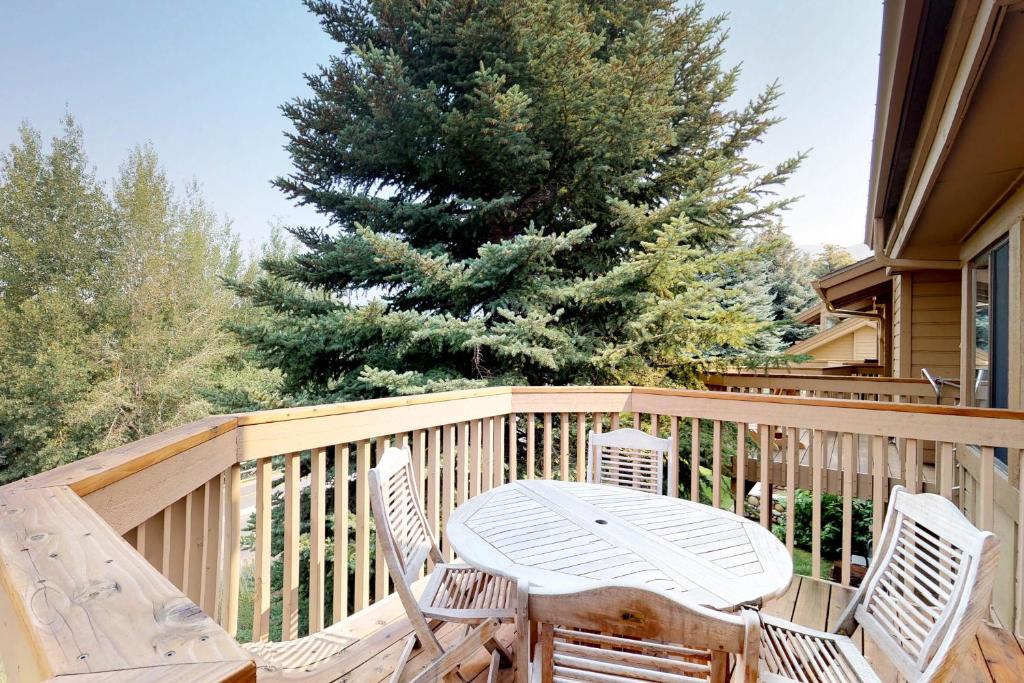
{"left": 236, "top": 0, "right": 804, "bottom": 399}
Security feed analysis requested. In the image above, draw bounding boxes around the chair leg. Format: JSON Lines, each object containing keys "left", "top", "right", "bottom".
{"left": 390, "top": 635, "right": 418, "bottom": 683}
{"left": 486, "top": 650, "right": 501, "bottom": 683}
{"left": 483, "top": 636, "right": 513, "bottom": 668}
{"left": 709, "top": 651, "right": 728, "bottom": 683}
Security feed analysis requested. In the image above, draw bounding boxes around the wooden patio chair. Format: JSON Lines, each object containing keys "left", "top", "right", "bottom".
{"left": 518, "top": 581, "right": 762, "bottom": 683}
{"left": 370, "top": 446, "right": 518, "bottom": 683}
{"left": 587, "top": 427, "right": 673, "bottom": 494}
{"left": 756, "top": 486, "right": 999, "bottom": 682}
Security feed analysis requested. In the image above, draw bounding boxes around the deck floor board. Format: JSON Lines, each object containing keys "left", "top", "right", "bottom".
{"left": 250, "top": 576, "right": 1024, "bottom": 682}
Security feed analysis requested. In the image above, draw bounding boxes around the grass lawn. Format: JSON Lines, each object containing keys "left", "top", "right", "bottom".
{"left": 791, "top": 547, "right": 835, "bottom": 580}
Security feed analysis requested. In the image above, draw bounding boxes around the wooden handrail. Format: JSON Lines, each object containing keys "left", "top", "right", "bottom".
{"left": 0, "top": 485, "right": 254, "bottom": 682}
{"left": 702, "top": 371, "right": 958, "bottom": 401}
{"left": 4, "top": 383, "right": 1024, "bottom": 681}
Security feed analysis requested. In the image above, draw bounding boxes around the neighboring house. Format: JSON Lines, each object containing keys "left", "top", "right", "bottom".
{"left": 776, "top": 262, "right": 887, "bottom": 373}
{"left": 786, "top": 315, "right": 879, "bottom": 370}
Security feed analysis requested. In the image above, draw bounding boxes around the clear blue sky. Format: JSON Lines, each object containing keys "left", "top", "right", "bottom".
{"left": 0, "top": 1, "right": 882, "bottom": 252}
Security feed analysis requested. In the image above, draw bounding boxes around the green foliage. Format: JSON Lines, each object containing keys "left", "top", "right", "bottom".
{"left": 810, "top": 244, "right": 856, "bottom": 279}
{"left": 234, "top": 0, "right": 807, "bottom": 401}
{"left": 773, "top": 489, "right": 873, "bottom": 560}
{"left": 0, "top": 118, "right": 282, "bottom": 483}
{"left": 748, "top": 225, "right": 818, "bottom": 346}
{"left": 790, "top": 547, "right": 834, "bottom": 580}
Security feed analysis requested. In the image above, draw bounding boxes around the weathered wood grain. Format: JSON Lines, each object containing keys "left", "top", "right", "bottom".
{"left": 0, "top": 486, "right": 252, "bottom": 678}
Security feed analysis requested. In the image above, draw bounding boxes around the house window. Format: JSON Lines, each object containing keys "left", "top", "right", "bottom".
{"left": 972, "top": 239, "right": 1009, "bottom": 411}
{"left": 970, "top": 238, "right": 1010, "bottom": 463}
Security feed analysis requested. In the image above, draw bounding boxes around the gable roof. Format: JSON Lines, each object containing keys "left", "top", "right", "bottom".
{"left": 813, "top": 257, "right": 891, "bottom": 312}
{"left": 787, "top": 316, "right": 877, "bottom": 357}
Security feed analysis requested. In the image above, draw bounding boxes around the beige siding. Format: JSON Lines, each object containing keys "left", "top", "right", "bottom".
{"left": 853, "top": 322, "right": 878, "bottom": 360}
{"left": 805, "top": 334, "right": 855, "bottom": 361}
{"left": 909, "top": 271, "right": 961, "bottom": 379}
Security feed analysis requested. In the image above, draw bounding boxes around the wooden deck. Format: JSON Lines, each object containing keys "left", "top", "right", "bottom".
{"left": 246, "top": 576, "right": 1024, "bottom": 682}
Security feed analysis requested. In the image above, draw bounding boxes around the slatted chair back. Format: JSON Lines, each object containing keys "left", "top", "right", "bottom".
{"left": 587, "top": 428, "right": 672, "bottom": 494}
{"left": 842, "top": 486, "right": 999, "bottom": 682}
{"left": 369, "top": 447, "right": 445, "bottom": 653}
{"left": 524, "top": 583, "right": 761, "bottom": 683}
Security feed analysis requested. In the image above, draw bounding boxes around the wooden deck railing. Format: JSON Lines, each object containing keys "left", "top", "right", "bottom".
{"left": 704, "top": 371, "right": 959, "bottom": 404}
{"left": 2, "top": 385, "right": 1022, "bottom": 681}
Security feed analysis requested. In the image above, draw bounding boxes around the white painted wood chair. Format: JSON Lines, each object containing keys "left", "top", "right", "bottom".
{"left": 757, "top": 486, "right": 1000, "bottom": 683}
{"left": 370, "top": 447, "right": 517, "bottom": 683}
{"left": 518, "top": 581, "right": 762, "bottom": 683}
{"left": 587, "top": 428, "right": 672, "bottom": 494}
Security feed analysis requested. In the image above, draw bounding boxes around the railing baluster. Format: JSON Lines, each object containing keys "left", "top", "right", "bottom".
{"left": 903, "top": 438, "right": 919, "bottom": 493}
{"left": 735, "top": 423, "right": 746, "bottom": 516}
{"left": 841, "top": 432, "right": 854, "bottom": 585}
{"left": 283, "top": 451, "right": 300, "bottom": 640}
{"left": 310, "top": 446, "right": 327, "bottom": 633}
{"left": 496, "top": 416, "right": 506, "bottom": 487}
{"left": 482, "top": 416, "right": 494, "bottom": 492}
{"left": 355, "top": 439, "right": 371, "bottom": 612}
{"left": 201, "top": 476, "right": 221, "bottom": 620}
{"left": 374, "top": 437, "right": 390, "bottom": 601}
{"left": 576, "top": 412, "right": 586, "bottom": 482}
{"left": 526, "top": 413, "right": 535, "bottom": 480}
{"left": 691, "top": 418, "right": 700, "bottom": 503}
{"left": 458, "top": 421, "right": 470, "bottom": 504}
{"left": 560, "top": 412, "right": 570, "bottom": 481}
{"left": 650, "top": 413, "right": 659, "bottom": 436}
{"left": 334, "top": 443, "right": 350, "bottom": 623}
{"left": 508, "top": 414, "right": 518, "bottom": 483}
{"left": 543, "top": 413, "right": 553, "bottom": 480}
{"left": 611, "top": 412, "right": 620, "bottom": 430}
{"left": 939, "top": 441, "right": 953, "bottom": 499}
{"left": 470, "top": 420, "right": 482, "bottom": 497}
{"left": 427, "top": 426, "right": 441, "bottom": 569}
{"left": 1018, "top": 486, "right": 1024, "bottom": 635}
{"left": 758, "top": 424, "right": 770, "bottom": 527}
{"left": 871, "top": 435, "right": 885, "bottom": 550}
{"left": 412, "top": 429, "right": 425, "bottom": 502}
{"left": 812, "top": 430, "right": 823, "bottom": 579}
{"left": 225, "top": 463, "right": 241, "bottom": 636}
{"left": 166, "top": 497, "right": 187, "bottom": 590}
{"left": 786, "top": 427, "right": 796, "bottom": 556}
{"left": 443, "top": 424, "right": 456, "bottom": 561}
{"left": 980, "top": 446, "right": 995, "bottom": 531}
{"left": 633, "top": 412, "right": 641, "bottom": 430}
{"left": 254, "top": 456, "right": 272, "bottom": 642}
{"left": 668, "top": 416, "right": 679, "bottom": 498}
{"left": 712, "top": 420, "right": 722, "bottom": 508}
{"left": 138, "top": 509, "right": 162, "bottom": 572}
{"left": 182, "top": 488, "right": 204, "bottom": 603}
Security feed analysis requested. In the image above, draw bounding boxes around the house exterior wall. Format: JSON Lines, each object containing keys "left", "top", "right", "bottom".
{"left": 804, "top": 334, "right": 854, "bottom": 361}
{"left": 889, "top": 270, "right": 961, "bottom": 381}
{"left": 908, "top": 271, "right": 961, "bottom": 380}
{"left": 853, "top": 324, "right": 877, "bottom": 360}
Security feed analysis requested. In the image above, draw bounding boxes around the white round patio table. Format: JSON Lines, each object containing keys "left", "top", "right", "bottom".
{"left": 446, "top": 480, "right": 792, "bottom": 610}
